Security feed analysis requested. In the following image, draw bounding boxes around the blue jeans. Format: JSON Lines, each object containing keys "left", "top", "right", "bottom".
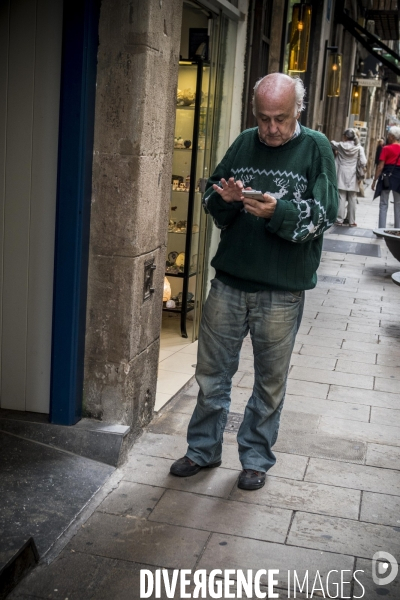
{"left": 186, "top": 279, "right": 304, "bottom": 472}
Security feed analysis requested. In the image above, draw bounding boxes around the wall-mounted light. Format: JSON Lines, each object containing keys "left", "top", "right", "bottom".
{"left": 288, "top": 3, "right": 312, "bottom": 73}
{"left": 351, "top": 85, "right": 362, "bottom": 115}
{"left": 327, "top": 53, "right": 342, "bottom": 97}
{"left": 320, "top": 42, "right": 340, "bottom": 100}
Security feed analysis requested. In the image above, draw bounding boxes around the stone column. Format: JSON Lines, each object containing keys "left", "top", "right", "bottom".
{"left": 268, "top": 0, "right": 285, "bottom": 74}
{"left": 83, "top": 0, "right": 182, "bottom": 430}
{"left": 324, "top": 28, "right": 356, "bottom": 142}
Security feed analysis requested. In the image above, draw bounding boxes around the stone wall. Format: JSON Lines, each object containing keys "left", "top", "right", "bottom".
{"left": 84, "top": 0, "right": 182, "bottom": 431}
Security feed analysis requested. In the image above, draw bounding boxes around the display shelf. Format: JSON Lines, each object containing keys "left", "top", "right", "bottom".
{"left": 162, "top": 304, "right": 194, "bottom": 314}
{"left": 164, "top": 58, "right": 209, "bottom": 338}
{"left": 167, "top": 230, "right": 200, "bottom": 235}
{"left": 165, "top": 271, "right": 197, "bottom": 278}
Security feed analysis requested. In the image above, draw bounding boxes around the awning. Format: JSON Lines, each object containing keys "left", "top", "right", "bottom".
{"left": 337, "top": 2, "right": 400, "bottom": 77}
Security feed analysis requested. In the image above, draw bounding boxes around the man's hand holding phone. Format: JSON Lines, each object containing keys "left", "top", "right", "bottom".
{"left": 212, "top": 180, "right": 277, "bottom": 218}
{"left": 242, "top": 188, "right": 277, "bottom": 219}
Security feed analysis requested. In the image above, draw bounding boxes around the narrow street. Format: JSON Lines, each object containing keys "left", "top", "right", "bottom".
{"left": 9, "top": 183, "right": 400, "bottom": 599}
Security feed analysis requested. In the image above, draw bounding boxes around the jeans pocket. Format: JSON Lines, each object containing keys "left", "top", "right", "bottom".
{"left": 210, "top": 278, "right": 223, "bottom": 294}
{"left": 284, "top": 290, "right": 304, "bottom": 323}
{"left": 287, "top": 290, "right": 303, "bottom": 302}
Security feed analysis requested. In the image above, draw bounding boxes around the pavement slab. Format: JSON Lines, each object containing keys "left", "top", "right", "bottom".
{"left": 283, "top": 394, "right": 370, "bottom": 421}
{"left": 346, "top": 322, "right": 397, "bottom": 336}
{"left": 169, "top": 392, "right": 197, "bottom": 414}
{"left": 69, "top": 511, "right": 210, "bottom": 569}
{"left": 286, "top": 378, "right": 329, "bottom": 398}
{"left": 354, "top": 557, "right": 400, "bottom": 600}
{"left": 342, "top": 339, "right": 396, "bottom": 354}
{"left": 274, "top": 432, "right": 366, "bottom": 464}
{"left": 328, "top": 385, "right": 400, "bottom": 409}
{"left": 374, "top": 376, "right": 400, "bottom": 394}
{"left": 365, "top": 443, "right": 400, "bottom": 470}
{"left": 290, "top": 366, "right": 374, "bottom": 390}
{"left": 8, "top": 551, "right": 132, "bottom": 600}
{"left": 147, "top": 410, "right": 191, "bottom": 437}
{"left": 299, "top": 344, "right": 377, "bottom": 364}
{"left": 296, "top": 332, "right": 343, "bottom": 348}
{"left": 96, "top": 481, "right": 164, "bottom": 517}
{"left": 377, "top": 334, "right": 400, "bottom": 347}
{"left": 289, "top": 353, "right": 337, "bottom": 370}
{"left": 148, "top": 489, "right": 293, "bottom": 543}
{"left": 287, "top": 512, "right": 400, "bottom": 560}
{"left": 132, "top": 431, "right": 308, "bottom": 480}
{"left": 370, "top": 406, "right": 400, "bottom": 427}
{"left": 123, "top": 454, "right": 238, "bottom": 498}
{"left": 308, "top": 327, "right": 380, "bottom": 344}
{"left": 279, "top": 410, "right": 321, "bottom": 433}
{"left": 319, "top": 415, "right": 400, "bottom": 446}
{"left": 230, "top": 475, "right": 361, "bottom": 519}
{"left": 360, "top": 491, "right": 400, "bottom": 527}
{"left": 305, "top": 458, "right": 400, "bottom": 495}
{"left": 197, "top": 532, "right": 355, "bottom": 590}
{"left": 335, "top": 358, "right": 400, "bottom": 379}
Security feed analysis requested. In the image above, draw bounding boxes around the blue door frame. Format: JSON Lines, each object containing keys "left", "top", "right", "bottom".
{"left": 50, "top": 0, "right": 101, "bottom": 425}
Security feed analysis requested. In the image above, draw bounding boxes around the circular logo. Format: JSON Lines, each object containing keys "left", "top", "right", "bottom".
{"left": 372, "top": 552, "right": 398, "bottom": 586}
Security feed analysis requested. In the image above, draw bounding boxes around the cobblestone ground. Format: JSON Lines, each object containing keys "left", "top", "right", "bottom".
{"left": 10, "top": 185, "right": 400, "bottom": 599}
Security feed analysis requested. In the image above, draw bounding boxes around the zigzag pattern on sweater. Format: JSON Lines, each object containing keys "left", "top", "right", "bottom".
{"left": 231, "top": 167, "right": 307, "bottom": 183}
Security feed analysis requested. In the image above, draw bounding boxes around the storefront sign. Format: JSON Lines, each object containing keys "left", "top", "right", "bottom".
{"left": 353, "top": 79, "right": 381, "bottom": 87}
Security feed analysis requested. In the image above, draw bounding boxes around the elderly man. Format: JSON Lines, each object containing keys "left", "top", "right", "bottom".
{"left": 170, "top": 73, "right": 338, "bottom": 490}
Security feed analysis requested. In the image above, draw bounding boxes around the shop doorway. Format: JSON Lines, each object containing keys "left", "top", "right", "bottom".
{"left": 156, "top": 0, "right": 239, "bottom": 411}
{"left": 157, "top": 0, "right": 212, "bottom": 410}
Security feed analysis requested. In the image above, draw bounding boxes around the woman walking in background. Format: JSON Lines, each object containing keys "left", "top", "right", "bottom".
{"left": 372, "top": 126, "right": 400, "bottom": 228}
{"left": 331, "top": 128, "right": 366, "bottom": 227}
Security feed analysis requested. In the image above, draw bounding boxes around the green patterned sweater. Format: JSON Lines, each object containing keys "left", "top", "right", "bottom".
{"left": 203, "top": 126, "right": 338, "bottom": 292}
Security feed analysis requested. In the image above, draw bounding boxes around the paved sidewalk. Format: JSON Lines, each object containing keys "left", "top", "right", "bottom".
{"left": 9, "top": 185, "right": 400, "bottom": 599}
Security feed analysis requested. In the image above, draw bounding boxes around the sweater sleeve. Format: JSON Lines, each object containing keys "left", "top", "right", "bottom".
{"left": 266, "top": 136, "right": 339, "bottom": 243}
{"left": 202, "top": 143, "right": 243, "bottom": 230}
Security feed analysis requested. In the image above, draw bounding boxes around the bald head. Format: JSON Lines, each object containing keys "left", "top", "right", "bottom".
{"left": 252, "top": 73, "right": 305, "bottom": 147}
{"left": 252, "top": 73, "right": 305, "bottom": 118}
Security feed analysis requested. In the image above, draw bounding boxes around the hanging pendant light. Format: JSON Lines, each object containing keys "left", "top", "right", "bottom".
{"left": 351, "top": 85, "right": 362, "bottom": 114}
{"left": 288, "top": 3, "right": 312, "bottom": 73}
{"left": 327, "top": 53, "right": 342, "bottom": 97}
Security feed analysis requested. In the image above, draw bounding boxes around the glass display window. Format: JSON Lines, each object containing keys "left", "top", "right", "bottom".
{"left": 164, "top": 60, "right": 211, "bottom": 338}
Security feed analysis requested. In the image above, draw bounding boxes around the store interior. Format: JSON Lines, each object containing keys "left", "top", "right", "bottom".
{"left": 156, "top": 1, "right": 210, "bottom": 411}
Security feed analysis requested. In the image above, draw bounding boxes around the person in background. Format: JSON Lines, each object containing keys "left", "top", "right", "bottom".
{"left": 331, "top": 129, "right": 367, "bottom": 228}
{"left": 372, "top": 126, "right": 400, "bottom": 228}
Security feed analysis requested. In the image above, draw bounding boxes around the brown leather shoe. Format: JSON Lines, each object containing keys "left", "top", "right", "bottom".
{"left": 170, "top": 456, "right": 222, "bottom": 477}
{"left": 238, "top": 469, "right": 266, "bottom": 490}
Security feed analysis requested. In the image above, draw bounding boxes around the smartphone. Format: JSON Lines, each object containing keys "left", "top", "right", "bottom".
{"left": 242, "top": 190, "right": 265, "bottom": 201}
